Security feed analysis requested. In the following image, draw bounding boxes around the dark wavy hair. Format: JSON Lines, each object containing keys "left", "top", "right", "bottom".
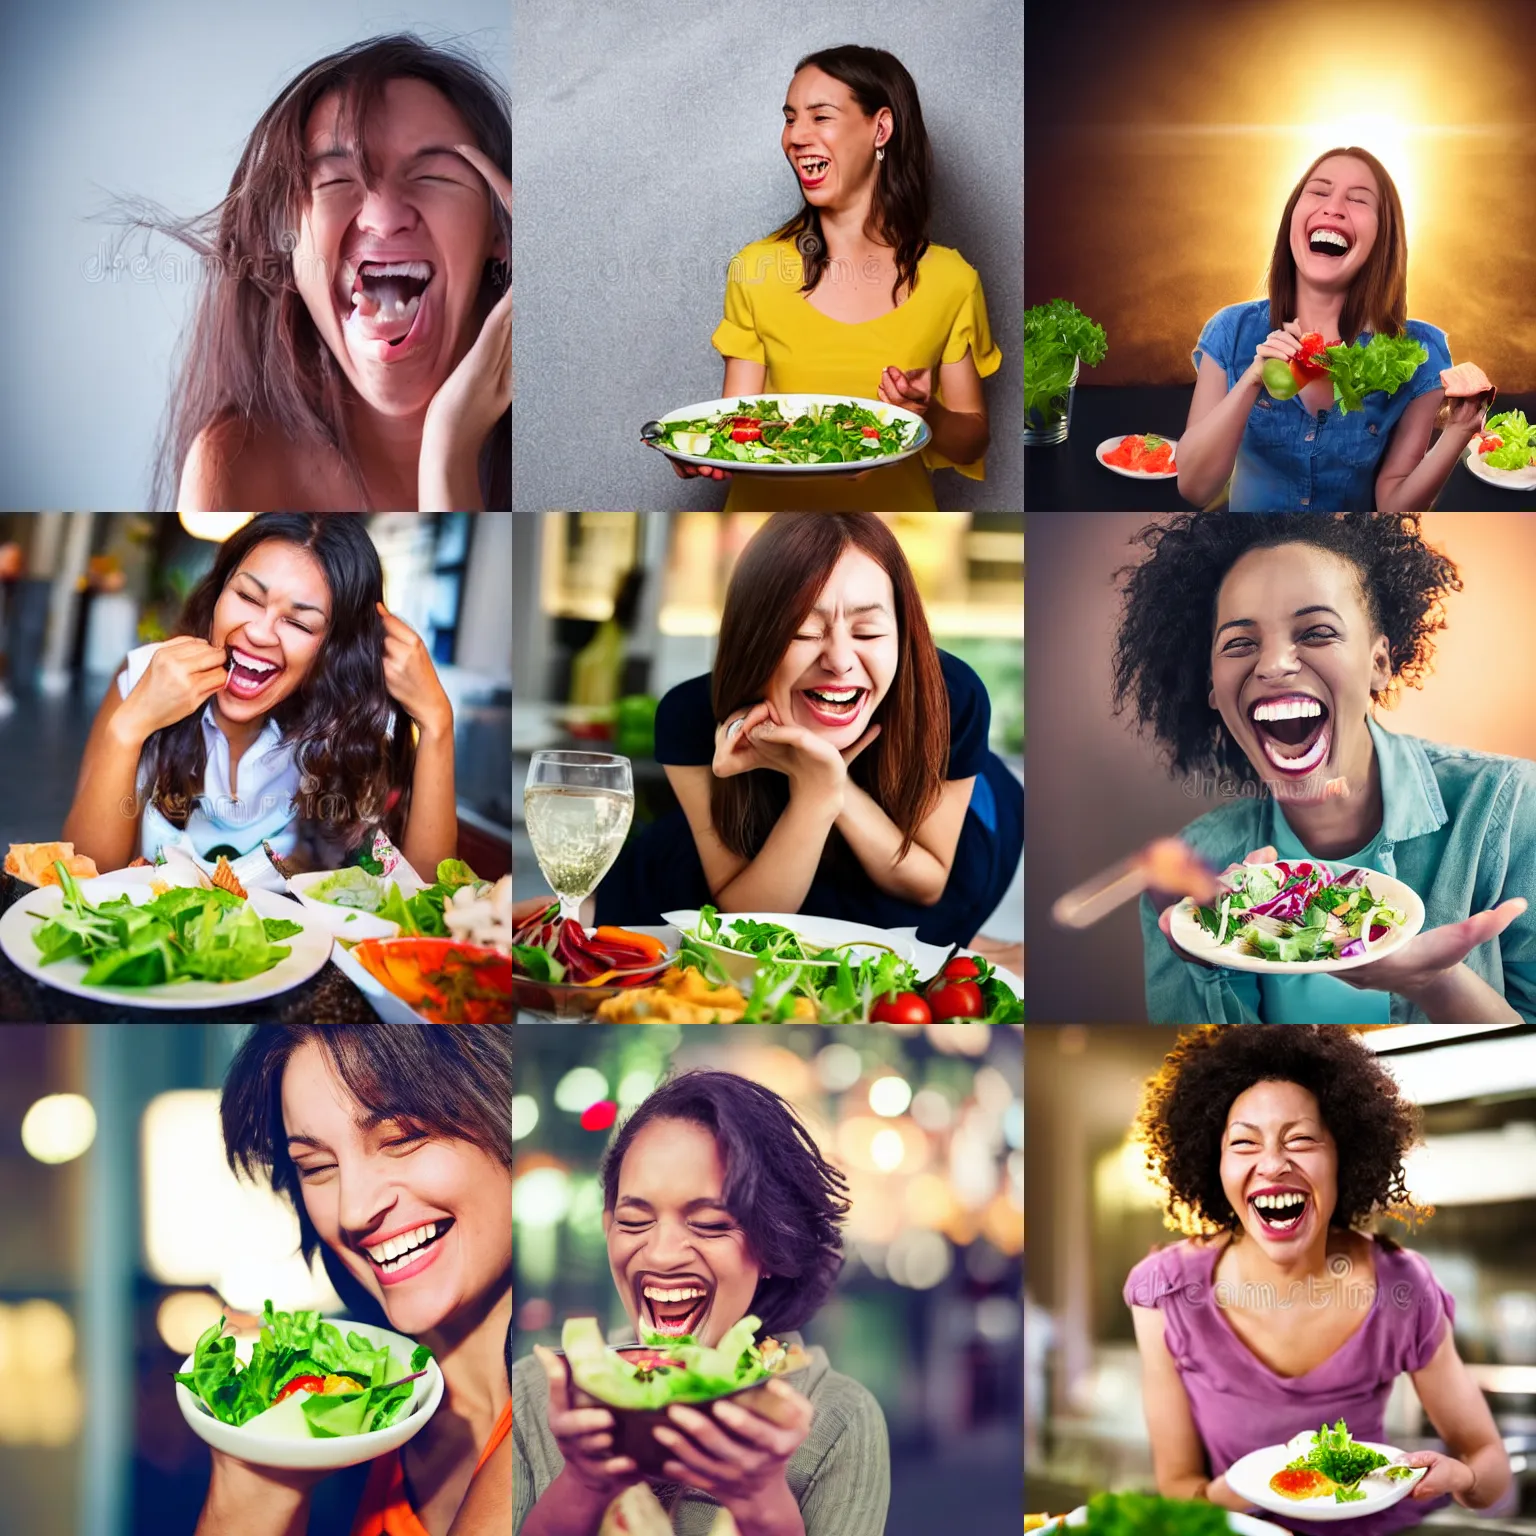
{"left": 221, "top": 1023, "right": 514, "bottom": 1270}
{"left": 710, "top": 513, "right": 949, "bottom": 867}
{"left": 601, "top": 1072, "right": 850, "bottom": 1336}
{"left": 1268, "top": 147, "right": 1408, "bottom": 344}
{"left": 770, "top": 45, "right": 932, "bottom": 307}
{"left": 123, "top": 34, "right": 511, "bottom": 510}
{"left": 1134, "top": 1026, "right": 1426, "bottom": 1237}
{"left": 1111, "top": 512, "right": 1462, "bottom": 782}
{"left": 141, "top": 513, "right": 414, "bottom": 853}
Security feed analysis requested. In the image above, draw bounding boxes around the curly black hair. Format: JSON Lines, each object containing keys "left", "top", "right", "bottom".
{"left": 1111, "top": 512, "right": 1462, "bottom": 781}
{"left": 600, "top": 1071, "right": 850, "bottom": 1335}
{"left": 1134, "top": 1025, "right": 1426, "bottom": 1235}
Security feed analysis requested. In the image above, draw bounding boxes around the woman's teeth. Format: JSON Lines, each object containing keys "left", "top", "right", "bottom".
{"left": 1250, "top": 1193, "right": 1308, "bottom": 1231}
{"left": 641, "top": 1284, "right": 709, "bottom": 1336}
{"left": 1253, "top": 699, "right": 1322, "bottom": 722}
{"left": 799, "top": 158, "right": 829, "bottom": 179}
{"left": 804, "top": 686, "right": 862, "bottom": 710}
{"left": 366, "top": 1219, "right": 450, "bottom": 1272}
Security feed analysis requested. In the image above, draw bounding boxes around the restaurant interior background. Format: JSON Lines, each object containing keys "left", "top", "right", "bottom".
{"left": 1026, "top": 511, "right": 1536, "bottom": 1024}
{"left": 0, "top": 511, "right": 513, "bottom": 879}
{"left": 0, "top": 1021, "right": 406, "bottom": 1536}
{"left": 513, "top": 1020, "right": 1024, "bottom": 1533}
{"left": 509, "top": 511, "right": 1024, "bottom": 940}
{"left": 1025, "top": 1023, "right": 1536, "bottom": 1530}
{"left": 1025, "top": 0, "right": 1536, "bottom": 390}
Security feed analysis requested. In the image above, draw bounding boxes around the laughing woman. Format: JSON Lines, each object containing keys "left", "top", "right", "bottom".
{"left": 515, "top": 1070, "right": 889, "bottom": 1536}
{"left": 134, "top": 35, "right": 511, "bottom": 512}
{"left": 672, "top": 45, "right": 999, "bottom": 512}
{"left": 595, "top": 512, "right": 1023, "bottom": 947}
{"left": 199, "top": 1023, "right": 513, "bottom": 1536}
{"left": 1126, "top": 1025, "right": 1510, "bottom": 1533}
{"left": 1112, "top": 512, "right": 1536, "bottom": 1023}
{"left": 1175, "top": 148, "right": 1482, "bottom": 513}
{"left": 61, "top": 512, "right": 458, "bottom": 885}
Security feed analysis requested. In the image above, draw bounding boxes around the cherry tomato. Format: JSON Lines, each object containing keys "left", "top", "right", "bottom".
{"left": 926, "top": 979, "right": 984, "bottom": 1020}
{"left": 871, "top": 991, "right": 932, "bottom": 1024}
{"left": 731, "top": 425, "right": 763, "bottom": 442}
{"left": 274, "top": 1374, "right": 324, "bottom": 1403}
{"left": 941, "top": 956, "right": 981, "bottom": 981}
{"left": 861, "top": 425, "right": 882, "bottom": 438}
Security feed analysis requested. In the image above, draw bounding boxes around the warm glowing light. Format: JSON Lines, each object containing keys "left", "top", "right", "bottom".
{"left": 870, "top": 1128, "right": 906, "bottom": 1172}
{"left": 868, "top": 1076, "right": 912, "bottom": 1118}
{"left": 20, "top": 1093, "right": 97, "bottom": 1164}
{"left": 887, "top": 1229, "right": 953, "bottom": 1290}
{"left": 554, "top": 1068, "right": 608, "bottom": 1114}
{"left": 511, "top": 1094, "right": 539, "bottom": 1141}
{"left": 816, "top": 1043, "right": 864, "bottom": 1093}
{"left": 157, "top": 1291, "right": 226, "bottom": 1356}
{"left": 178, "top": 511, "right": 254, "bottom": 543}
{"left": 0, "top": 1301, "right": 83, "bottom": 1446}
{"left": 1293, "top": 115, "right": 1416, "bottom": 234}
{"left": 514, "top": 1167, "right": 571, "bottom": 1227}
{"left": 972, "top": 1066, "right": 1014, "bottom": 1115}
{"left": 910, "top": 1088, "right": 954, "bottom": 1131}
{"left": 836, "top": 1115, "right": 930, "bottom": 1175}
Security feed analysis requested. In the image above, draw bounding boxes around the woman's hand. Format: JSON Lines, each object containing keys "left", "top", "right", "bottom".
{"left": 419, "top": 144, "right": 510, "bottom": 508}
{"left": 1398, "top": 1448, "right": 1477, "bottom": 1500}
{"left": 878, "top": 365, "right": 933, "bottom": 416}
{"left": 672, "top": 457, "right": 732, "bottom": 481}
{"left": 1242, "top": 320, "right": 1304, "bottom": 384}
{"left": 194, "top": 1447, "right": 330, "bottom": 1536}
{"left": 713, "top": 702, "right": 775, "bottom": 778}
{"left": 654, "top": 1378, "right": 814, "bottom": 1510}
{"left": 1337, "top": 898, "right": 1527, "bottom": 1005}
{"left": 377, "top": 602, "right": 453, "bottom": 738}
{"left": 1440, "top": 395, "right": 1488, "bottom": 442}
{"left": 747, "top": 706, "right": 880, "bottom": 802}
{"left": 530, "top": 1345, "right": 640, "bottom": 1501}
{"left": 121, "top": 636, "right": 230, "bottom": 740}
{"left": 1154, "top": 846, "right": 1278, "bottom": 965}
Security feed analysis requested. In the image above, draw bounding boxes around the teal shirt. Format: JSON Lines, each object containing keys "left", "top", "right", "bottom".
{"left": 1141, "top": 718, "right": 1536, "bottom": 1023}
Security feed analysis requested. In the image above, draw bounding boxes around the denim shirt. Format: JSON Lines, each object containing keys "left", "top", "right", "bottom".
{"left": 1141, "top": 717, "right": 1536, "bottom": 1023}
{"left": 1193, "top": 300, "right": 1452, "bottom": 512}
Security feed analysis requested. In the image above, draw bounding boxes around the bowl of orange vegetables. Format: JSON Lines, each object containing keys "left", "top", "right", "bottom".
{"left": 332, "top": 937, "right": 512, "bottom": 1024}
{"left": 510, "top": 914, "right": 679, "bottom": 1019}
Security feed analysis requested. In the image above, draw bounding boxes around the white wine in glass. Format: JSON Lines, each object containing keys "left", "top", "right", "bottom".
{"left": 524, "top": 750, "right": 635, "bottom": 924}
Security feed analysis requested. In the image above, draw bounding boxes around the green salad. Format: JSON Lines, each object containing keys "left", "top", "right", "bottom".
{"left": 1284, "top": 1419, "right": 1405, "bottom": 1502}
{"left": 175, "top": 1301, "right": 432, "bottom": 1439}
{"left": 27, "top": 862, "right": 303, "bottom": 987}
{"left": 1082, "top": 1491, "right": 1234, "bottom": 1534}
{"left": 310, "top": 858, "right": 484, "bottom": 939}
{"left": 562, "top": 1315, "right": 803, "bottom": 1410}
{"left": 652, "top": 398, "right": 914, "bottom": 466}
{"left": 1479, "top": 409, "right": 1536, "bottom": 472}
{"left": 681, "top": 905, "right": 1024, "bottom": 1023}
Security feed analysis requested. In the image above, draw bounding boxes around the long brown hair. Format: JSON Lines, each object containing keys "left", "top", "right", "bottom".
{"left": 770, "top": 46, "right": 932, "bottom": 308}
{"left": 122, "top": 35, "right": 510, "bottom": 510}
{"left": 1267, "top": 146, "right": 1408, "bottom": 343}
{"left": 710, "top": 514, "right": 948, "bottom": 863}
{"left": 141, "top": 514, "right": 415, "bottom": 852}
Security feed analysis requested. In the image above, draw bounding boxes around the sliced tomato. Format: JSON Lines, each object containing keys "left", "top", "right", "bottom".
{"left": 274, "top": 1374, "right": 324, "bottom": 1403}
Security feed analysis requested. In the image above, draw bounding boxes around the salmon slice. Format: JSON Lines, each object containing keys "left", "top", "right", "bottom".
{"left": 1440, "top": 361, "right": 1495, "bottom": 402}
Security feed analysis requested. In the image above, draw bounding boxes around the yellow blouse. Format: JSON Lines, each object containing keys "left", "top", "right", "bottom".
{"left": 710, "top": 238, "right": 1002, "bottom": 511}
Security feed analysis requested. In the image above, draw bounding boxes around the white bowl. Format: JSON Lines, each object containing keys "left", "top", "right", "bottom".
{"left": 662, "top": 909, "right": 922, "bottom": 984}
{"left": 174, "top": 1318, "right": 443, "bottom": 1470}
{"left": 1057, "top": 1508, "right": 1288, "bottom": 1534}
{"left": 1224, "top": 1435, "right": 1426, "bottom": 1521}
{"left": 287, "top": 870, "right": 425, "bottom": 942}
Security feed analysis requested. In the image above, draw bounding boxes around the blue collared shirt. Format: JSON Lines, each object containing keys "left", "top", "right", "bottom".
{"left": 1193, "top": 300, "right": 1452, "bottom": 512}
{"left": 1141, "top": 717, "right": 1536, "bottom": 1023}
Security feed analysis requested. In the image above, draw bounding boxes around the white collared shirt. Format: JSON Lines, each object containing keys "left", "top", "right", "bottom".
{"left": 119, "top": 642, "right": 302, "bottom": 863}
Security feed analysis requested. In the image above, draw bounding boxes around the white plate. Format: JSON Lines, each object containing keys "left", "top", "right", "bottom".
{"left": 1463, "top": 438, "right": 1536, "bottom": 490}
{"left": 0, "top": 883, "right": 334, "bottom": 1010}
{"left": 642, "top": 394, "right": 931, "bottom": 475}
{"left": 1056, "top": 1507, "right": 1290, "bottom": 1534}
{"left": 1224, "top": 1433, "right": 1427, "bottom": 1522}
{"left": 330, "top": 938, "right": 430, "bottom": 1024}
{"left": 662, "top": 910, "right": 1022, "bottom": 1000}
{"left": 1096, "top": 435, "right": 1180, "bottom": 479}
{"left": 1168, "top": 861, "right": 1425, "bottom": 976}
{"left": 288, "top": 868, "right": 428, "bottom": 943}
{"left": 175, "top": 1318, "right": 443, "bottom": 1471}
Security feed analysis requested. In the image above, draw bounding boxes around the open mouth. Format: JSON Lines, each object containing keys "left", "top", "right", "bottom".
{"left": 364, "top": 1217, "right": 454, "bottom": 1278}
{"left": 1249, "top": 694, "right": 1331, "bottom": 777}
{"left": 344, "top": 259, "right": 436, "bottom": 355}
{"left": 1307, "top": 227, "right": 1352, "bottom": 258}
{"left": 797, "top": 157, "right": 830, "bottom": 185}
{"left": 636, "top": 1276, "right": 713, "bottom": 1339}
{"left": 800, "top": 685, "right": 867, "bottom": 727}
{"left": 1248, "top": 1190, "right": 1309, "bottom": 1235}
{"left": 224, "top": 645, "right": 285, "bottom": 702}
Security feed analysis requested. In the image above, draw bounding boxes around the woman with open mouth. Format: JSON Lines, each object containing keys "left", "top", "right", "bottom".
{"left": 1175, "top": 148, "right": 1482, "bottom": 513}
{"left": 61, "top": 512, "right": 459, "bottom": 883}
{"left": 588, "top": 512, "right": 1022, "bottom": 950}
{"left": 1112, "top": 511, "right": 1536, "bottom": 1023}
{"left": 515, "top": 1069, "right": 889, "bottom": 1536}
{"left": 1124, "top": 1025, "right": 1510, "bottom": 1532}
{"left": 128, "top": 35, "right": 509, "bottom": 512}
{"left": 197, "top": 1022, "right": 513, "bottom": 1536}
{"left": 669, "top": 45, "right": 999, "bottom": 512}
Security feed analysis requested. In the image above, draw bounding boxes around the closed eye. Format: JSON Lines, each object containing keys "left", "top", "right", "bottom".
{"left": 297, "top": 1163, "right": 336, "bottom": 1180}
{"left": 1299, "top": 627, "right": 1337, "bottom": 642}
{"left": 692, "top": 1223, "right": 731, "bottom": 1234}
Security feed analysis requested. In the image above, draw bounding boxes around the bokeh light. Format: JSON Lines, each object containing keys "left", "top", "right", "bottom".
{"left": 512, "top": 1094, "right": 540, "bottom": 1140}
{"left": 157, "top": 1291, "right": 226, "bottom": 1356}
{"left": 20, "top": 1093, "right": 97, "bottom": 1164}
{"left": 580, "top": 1100, "right": 618, "bottom": 1132}
{"left": 816, "top": 1043, "right": 864, "bottom": 1092}
{"left": 869, "top": 1076, "right": 913, "bottom": 1118}
{"left": 514, "top": 1166, "right": 572, "bottom": 1227}
{"left": 617, "top": 1069, "right": 657, "bottom": 1107}
{"left": 554, "top": 1067, "right": 608, "bottom": 1114}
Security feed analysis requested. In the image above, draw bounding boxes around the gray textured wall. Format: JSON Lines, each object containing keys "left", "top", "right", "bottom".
{"left": 0, "top": 1, "right": 508, "bottom": 512}
{"left": 511, "top": 0, "right": 1022, "bottom": 512}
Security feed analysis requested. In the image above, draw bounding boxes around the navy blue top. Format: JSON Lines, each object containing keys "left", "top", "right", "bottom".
{"left": 595, "top": 649, "right": 1022, "bottom": 945}
{"left": 1193, "top": 300, "right": 1452, "bottom": 512}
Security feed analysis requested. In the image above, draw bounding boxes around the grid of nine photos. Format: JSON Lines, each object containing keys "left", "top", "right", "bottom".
{"left": 0, "top": 3, "right": 1026, "bottom": 1536}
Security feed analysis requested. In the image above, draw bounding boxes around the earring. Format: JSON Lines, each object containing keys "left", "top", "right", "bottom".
{"left": 875, "top": 146, "right": 885, "bottom": 162}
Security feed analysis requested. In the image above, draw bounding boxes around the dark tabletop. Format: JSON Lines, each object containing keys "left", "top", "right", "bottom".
{"left": 0, "top": 872, "right": 376, "bottom": 1023}
{"left": 1026, "top": 386, "right": 1536, "bottom": 511}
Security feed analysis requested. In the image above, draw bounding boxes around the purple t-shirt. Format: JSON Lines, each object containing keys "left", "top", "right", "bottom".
{"left": 1124, "top": 1238, "right": 1455, "bottom": 1536}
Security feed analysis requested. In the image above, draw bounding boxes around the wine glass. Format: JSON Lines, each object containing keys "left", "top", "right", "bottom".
{"left": 523, "top": 750, "right": 634, "bottom": 925}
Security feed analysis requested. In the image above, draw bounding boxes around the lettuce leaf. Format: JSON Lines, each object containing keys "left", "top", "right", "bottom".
{"left": 1025, "top": 299, "right": 1108, "bottom": 420}
{"left": 1323, "top": 335, "right": 1428, "bottom": 415}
